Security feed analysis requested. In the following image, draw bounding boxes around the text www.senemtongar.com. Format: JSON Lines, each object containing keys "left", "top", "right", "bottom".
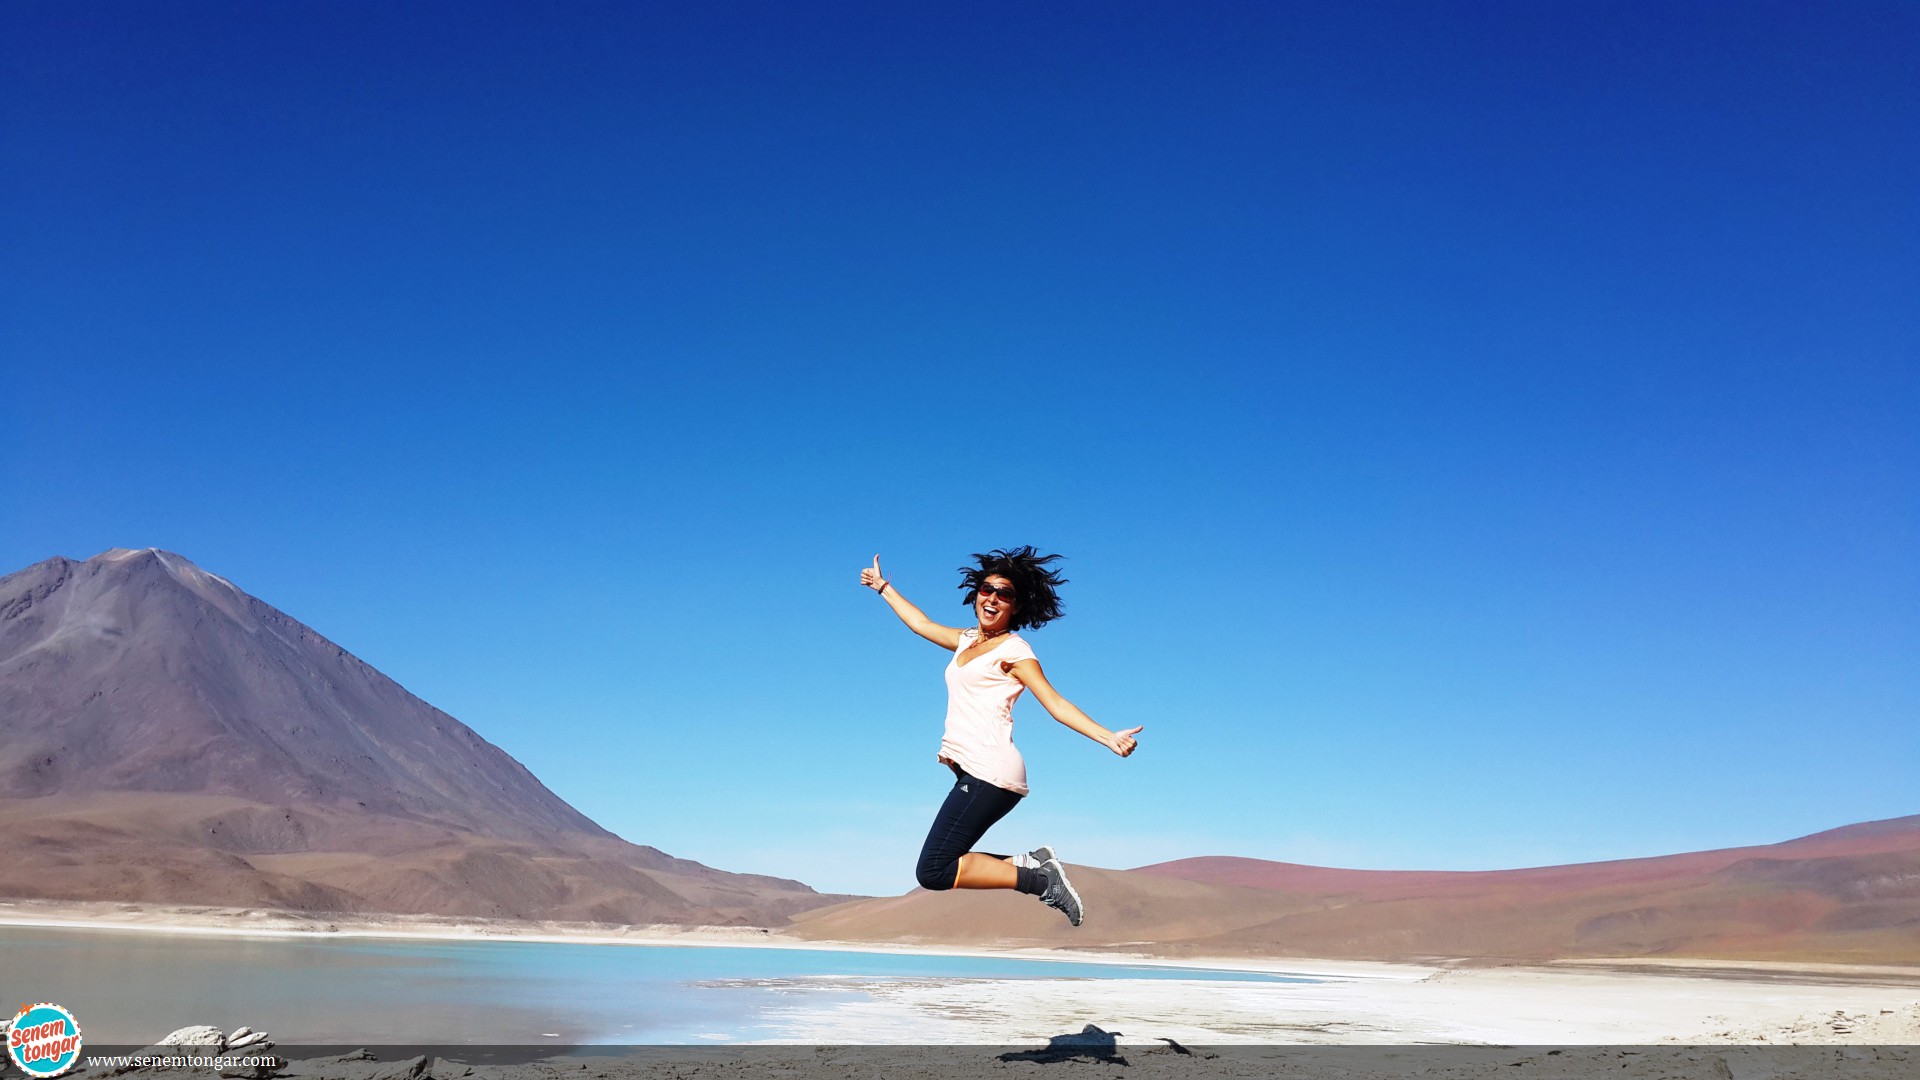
{"left": 86, "top": 1054, "right": 280, "bottom": 1070}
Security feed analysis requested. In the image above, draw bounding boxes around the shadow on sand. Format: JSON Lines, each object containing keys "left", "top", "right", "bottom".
{"left": 1000, "top": 1023, "right": 1166, "bottom": 1066}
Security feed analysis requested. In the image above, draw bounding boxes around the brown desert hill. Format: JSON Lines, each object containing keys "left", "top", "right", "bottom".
{"left": 788, "top": 862, "right": 1329, "bottom": 951}
{"left": 1136, "top": 814, "right": 1920, "bottom": 894}
{"left": 0, "top": 548, "right": 849, "bottom": 924}
{"left": 787, "top": 816, "right": 1920, "bottom": 964}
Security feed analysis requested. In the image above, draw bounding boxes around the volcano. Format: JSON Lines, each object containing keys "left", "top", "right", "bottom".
{"left": 0, "top": 548, "right": 844, "bottom": 923}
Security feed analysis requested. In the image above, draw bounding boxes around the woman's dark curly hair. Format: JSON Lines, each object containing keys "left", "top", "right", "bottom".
{"left": 957, "top": 546, "right": 1067, "bottom": 631}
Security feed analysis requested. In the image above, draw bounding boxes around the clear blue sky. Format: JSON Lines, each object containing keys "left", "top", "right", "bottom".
{"left": 4, "top": 2, "right": 1914, "bottom": 895}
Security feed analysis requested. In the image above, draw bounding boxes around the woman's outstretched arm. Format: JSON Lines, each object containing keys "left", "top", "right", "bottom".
{"left": 1008, "top": 658, "right": 1142, "bottom": 757}
{"left": 861, "top": 555, "right": 963, "bottom": 650}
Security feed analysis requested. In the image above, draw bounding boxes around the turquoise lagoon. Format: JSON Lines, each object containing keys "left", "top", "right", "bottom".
{"left": 0, "top": 926, "right": 1312, "bottom": 1044}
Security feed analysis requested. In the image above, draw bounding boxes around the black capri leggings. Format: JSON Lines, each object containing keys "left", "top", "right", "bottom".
{"left": 915, "top": 765, "right": 1023, "bottom": 891}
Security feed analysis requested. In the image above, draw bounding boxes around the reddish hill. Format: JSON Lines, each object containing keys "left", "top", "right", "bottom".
{"left": 788, "top": 817, "right": 1920, "bottom": 964}
{"left": 1135, "top": 814, "right": 1920, "bottom": 896}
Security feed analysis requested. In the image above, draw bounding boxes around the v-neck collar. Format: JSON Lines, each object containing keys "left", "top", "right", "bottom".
{"left": 954, "top": 629, "right": 1017, "bottom": 670}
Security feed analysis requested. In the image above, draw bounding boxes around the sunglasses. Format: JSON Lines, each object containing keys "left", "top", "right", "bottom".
{"left": 976, "top": 582, "right": 1017, "bottom": 603}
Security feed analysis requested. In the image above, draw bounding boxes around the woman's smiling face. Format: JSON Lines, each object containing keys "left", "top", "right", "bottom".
{"left": 975, "top": 575, "right": 1018, "bottom": 632}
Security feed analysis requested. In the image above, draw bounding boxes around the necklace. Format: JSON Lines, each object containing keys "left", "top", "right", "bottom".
{"left": 973, "top": 625, "right": 1010, "bottom": 643}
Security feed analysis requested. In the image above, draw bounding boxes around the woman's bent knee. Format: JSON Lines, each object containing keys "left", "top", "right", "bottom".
{"left": 915, "top": 859, "right": 957, "bottom": 892}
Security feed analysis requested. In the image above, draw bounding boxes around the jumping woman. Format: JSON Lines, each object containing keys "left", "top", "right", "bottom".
{"left": 859, "top": 546, "right": 1142, "bottom": 926}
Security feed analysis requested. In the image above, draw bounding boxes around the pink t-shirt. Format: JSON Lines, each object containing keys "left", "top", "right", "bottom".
{"left": 937, "top": 628, "right": 1037, "bottom": 796}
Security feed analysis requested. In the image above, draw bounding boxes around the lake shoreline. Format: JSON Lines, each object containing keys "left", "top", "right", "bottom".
{"left": 4, "top": 898, "right": 1917, "bottom": 1045}
{"left": 0, "top": 897, "right": 1413, "bottom": 979}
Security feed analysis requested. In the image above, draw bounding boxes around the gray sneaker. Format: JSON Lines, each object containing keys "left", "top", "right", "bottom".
{"left": 1037, "top": 858, "right": 1083, "bottom": 927}
{"left": 1010, "top": 845, "right": 1057, "bottom": 870}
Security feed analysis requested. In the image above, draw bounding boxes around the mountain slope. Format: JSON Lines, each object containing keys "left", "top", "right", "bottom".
{"left": 0, "top": 548, "right": 601, "bottom": 840}
{"left": 0, "top": 548, "right": 846, "bottom": 924}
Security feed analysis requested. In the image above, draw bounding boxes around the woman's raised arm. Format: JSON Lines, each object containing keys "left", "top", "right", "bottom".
{"left": 1008, "top": 658, "right": 1142, "bottom": 757}
{"left": 861, "top": 555, "right": 963, "bottom": 650}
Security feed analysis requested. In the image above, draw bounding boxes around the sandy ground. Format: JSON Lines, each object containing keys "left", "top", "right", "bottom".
{"left": 5, "top": 899, "right": 1917, "bottom": 1050}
